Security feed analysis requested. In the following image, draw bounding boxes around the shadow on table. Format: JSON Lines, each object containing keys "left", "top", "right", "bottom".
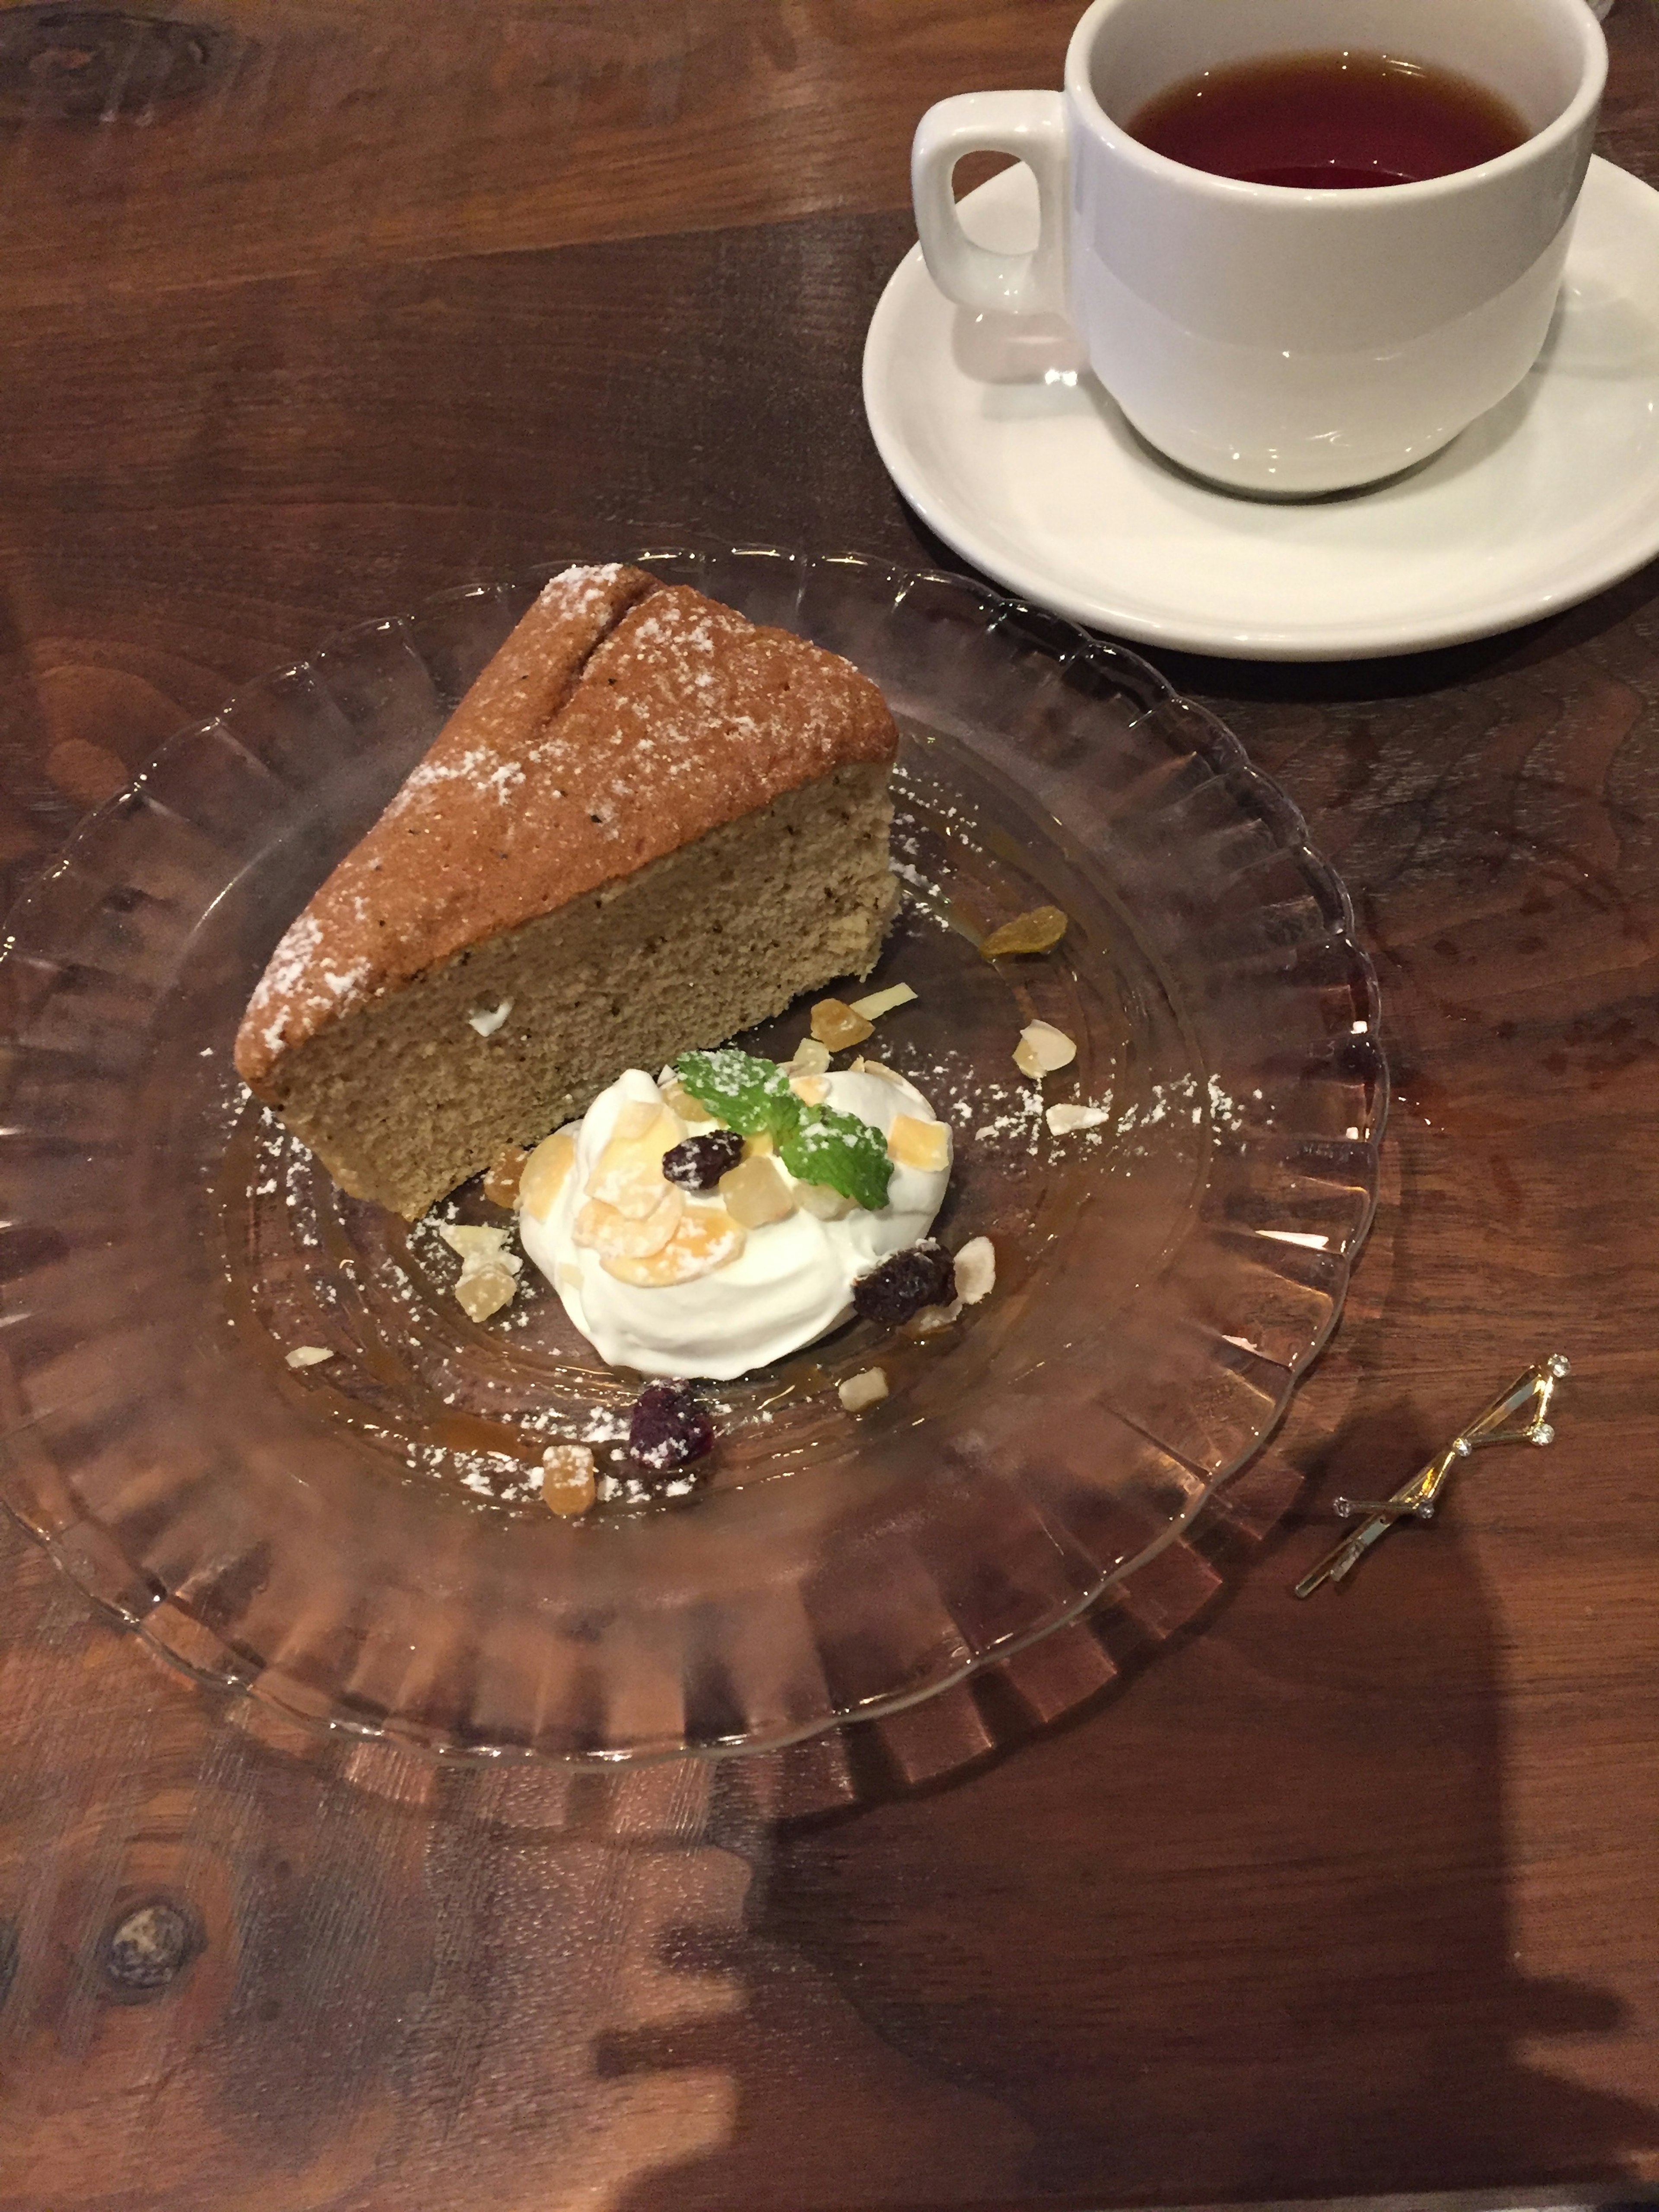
{"left": 603, "top": 1392, "right": 1659, "bottom": 2212}
{"left": 2, "top": 1392, "right": 1653, "bottom": 2212}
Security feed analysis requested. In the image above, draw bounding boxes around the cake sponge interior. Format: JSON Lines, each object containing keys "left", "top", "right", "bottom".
{"left": 268, "top": 760, "right": 897, "bottom": 1218}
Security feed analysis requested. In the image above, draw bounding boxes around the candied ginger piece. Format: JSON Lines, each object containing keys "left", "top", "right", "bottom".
{"left": 795, "top": 1180, "right": 855, "bottom": 1221}
{"left": 455, "top": 1264, "right": 518, "bottom": 1322}
{"left": 659, "top": 1079, "right": 704, "bottom": 1121}
{"left": 542, "top": 1443, "right": 597, "bottom": 1517}
{"left": 484, "top": 1143, "right": 530, "bottom": 1208}
{"left": 718, "top": 1153, "right": 795, "bottom": 1228}
{"left": 518, "top": 1130, "right": 577, "bottom": 1222}
{"left": 438, "top": 1220, "right": 523, "bottom": 1323}
{"left": 887, "top": 1112, "right": 951, "bottom": 1173}
{"left": 810, "top": 997, "right": 874, "bottom": 1049}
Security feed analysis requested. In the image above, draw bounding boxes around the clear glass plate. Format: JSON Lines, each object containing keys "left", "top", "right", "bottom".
{"left": 0, "top": 549, "right": 1384, "bottom": 1762}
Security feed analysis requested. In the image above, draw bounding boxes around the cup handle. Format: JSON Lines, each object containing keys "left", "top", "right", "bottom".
{"left": 911, "top": 91, "right": 1069, "bottom": 317}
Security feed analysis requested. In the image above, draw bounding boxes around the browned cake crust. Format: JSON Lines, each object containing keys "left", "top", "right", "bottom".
{"left": 235, "top": 565, "right": 898, "bottom": 1095}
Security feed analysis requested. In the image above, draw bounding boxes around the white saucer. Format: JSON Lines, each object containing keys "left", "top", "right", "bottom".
{"left": 863, "top": 156, "right": 1659, "bottom": 660}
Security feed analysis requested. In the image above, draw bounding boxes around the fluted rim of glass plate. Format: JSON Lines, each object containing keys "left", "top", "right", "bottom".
{"left": 0, "top": 545, "right": 1387, "bottom": 1766}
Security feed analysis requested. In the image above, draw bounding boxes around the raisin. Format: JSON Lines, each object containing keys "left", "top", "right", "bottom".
{"left": 979, "top": 904, "right": 1069, "bottom": 960}
{"left": 851, "top": 1241, "right": 957, "bottom": 1327}
{"left": 662, "top": 1131, "right": 745, "bottom": 1192}
{"left": 628, "top": 1381, "right": 715, "bottom": 1475}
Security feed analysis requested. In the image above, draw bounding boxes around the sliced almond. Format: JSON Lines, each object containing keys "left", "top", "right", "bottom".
{"left": 285, "top": 1344, "right": 334, "bottom": 1370}
{"left": 789, "top": 1073, "right": 830, "bottom": 1106}
{"left": 575, "top": 1182, "right": 684, "bottom": 1261}
{"left": 787, "top": 1036, "right": 831, "bottom": 1076}
{"left": 542, "top": 1443, "right": 597, "bottom": 1517}
{"left": 887, "top": 1112, "right": 951, "bottom": 1174}
{"left": 795, "top": 1181, "right": 855, "bottom": 1221}
{"left": 953, "top": 1235, "right": 997, "bottom": 1304}
{"left": 518, "top": 1130, "right": 577, "bottom": 1222}
{"left": 810, "top": 997, "right": 874, "bottom": 1049}
{"left": 1046, "top": 1102, "right": 1110, "bottom": 1135}
{"left": 1014, "top": 1020, "right": 1077, "bottom": 1079}
{"left": 587, "top": 1103, "right": 684, "bottom": 1219}
{"left": 838, "top": 1367, "right": 889, "bottom": 1412}
{"left": 718, "top": 1153, "right": 795, "bottom": 1228}
{"left": 603, "top": 1203, "right": 746, "bottom": 1287}
{"left": 849, "top": 982, "right": 917, "bottom": 1020}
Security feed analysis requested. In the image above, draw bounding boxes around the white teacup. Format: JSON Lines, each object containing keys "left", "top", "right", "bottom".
{"left": 912, "top": 0, "right": 1606, "bottom": 496}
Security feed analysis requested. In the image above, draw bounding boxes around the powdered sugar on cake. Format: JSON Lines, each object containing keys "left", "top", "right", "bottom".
{"left": 234, "top": 566, "right": 896, "bottom": 1094}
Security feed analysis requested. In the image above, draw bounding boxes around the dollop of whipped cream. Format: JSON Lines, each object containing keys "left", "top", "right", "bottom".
{"left": 519, "top": 1066, "right": 952, "bottom": 1380}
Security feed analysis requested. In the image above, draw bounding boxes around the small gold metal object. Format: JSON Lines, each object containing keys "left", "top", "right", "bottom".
{"left": 1294, "top": 1354, "right": 1569, "bottom": 1598}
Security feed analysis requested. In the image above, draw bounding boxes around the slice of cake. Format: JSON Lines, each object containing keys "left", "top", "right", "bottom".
{"left": 235, "top": 564, "right": 900, "bottom": 1219}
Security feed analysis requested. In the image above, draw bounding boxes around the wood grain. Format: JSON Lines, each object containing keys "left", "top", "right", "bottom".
{"left": 0, "top": 0, "right": 1071, "bottom": 310}
{"left": 3, "top": 2, "right": 1659, "bottom": 2208}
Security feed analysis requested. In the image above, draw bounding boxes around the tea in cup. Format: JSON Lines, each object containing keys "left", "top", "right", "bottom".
{"left": 912, "top": 0, "right": 1606, "bottom": 496}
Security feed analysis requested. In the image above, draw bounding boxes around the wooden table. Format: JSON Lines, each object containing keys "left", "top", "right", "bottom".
{"left": 3, "top": 3, "right": 1658, "bottom": 2206}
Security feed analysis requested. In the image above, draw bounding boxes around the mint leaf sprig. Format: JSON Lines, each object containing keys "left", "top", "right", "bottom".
{"left": 779, "top": 1105, "right": 892, "bottom": 1212}
{"left": 675, "top": 1047, "right": 801, "bottom": 1142}
{"left": 674, "top": 1046, "right": 894, "bottom": 1212}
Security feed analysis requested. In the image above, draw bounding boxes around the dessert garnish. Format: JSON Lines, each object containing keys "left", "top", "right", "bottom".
{"left": 849, "top": 982, "right": 918, "bottom": 1020}
{"left": 1014, "top": 1020, "right": 1078, "bottom": 1078}
{"left": 980, "top": 904, "right": 1069, "bottom": 960}
{"left": 676, "top": 1046, "right": 803, "bottom": 1142}
{"left": 852, "top": 1240, "right": 957, "bottom": 1326}
{"left": 839, "top": 1368, "right": 890, "bottom": 1412}
{"left": 952, "top": 1236, "right": 997, "bottom": 1305}
{"left": 676, "top": 1045, "right": 893, "bottom": 1210}
{"left": 663, "top": 1130, "right": 744, "bottom": 1191}
{"left": 810, "top": 997, "right": 874, "bottom": 1049}
{"left": 541, "top": 1443, "right": 598, "bottom": 1517}
{"left": 285, "top": 1344, "right": 334, "bottom": 1370}
{"left": 518, "top": 1065, "right": 953, "bottom": 1378}
{"left": 483, "top": 1144, "right": 530, "bottom": 1207}
{"left": 628, "top": 1381, "right": 714, "bottom": 1474}
{"left": 1046, "top": 1102, "right": 1110, "bottom": 1135}
{"left": 439, "top": 1221, "right": 522, "bottom": 1322}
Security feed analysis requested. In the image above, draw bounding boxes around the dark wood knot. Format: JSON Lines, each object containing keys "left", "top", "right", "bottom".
{"left": 101, "top": 1899, "right": 202, "bottom": 1999}
{"left": 0, "top": 7, "right": 237, "bottom": 124}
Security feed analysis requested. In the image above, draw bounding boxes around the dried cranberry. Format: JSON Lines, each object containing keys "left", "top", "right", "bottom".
{"left": 851, "top": 1241, "right": 957, "bottom": 1327}
{"left": 628, "top": 1381, "right": 715, "bottom": 1475}
{"left": 662, "top": 1131, "right": 745, "bottom": 1192}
